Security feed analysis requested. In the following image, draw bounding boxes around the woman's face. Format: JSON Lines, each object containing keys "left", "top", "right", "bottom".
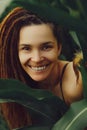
{"left": 18, "top": 24, "right": 61, "bottom": 81}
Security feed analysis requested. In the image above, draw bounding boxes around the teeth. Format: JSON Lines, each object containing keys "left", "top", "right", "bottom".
{"left": 31, "top": 66, "right": 46, "bottom": 71}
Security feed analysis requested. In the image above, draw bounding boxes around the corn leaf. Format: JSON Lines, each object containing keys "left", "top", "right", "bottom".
{"left": 0, "top": 79, "right": 68, "bottom": 125}
{"left": 52, "top": 99, "right": 87, "bottom": 130}
{"left": 1, "top": 0, "right": 87, "bottom": 33}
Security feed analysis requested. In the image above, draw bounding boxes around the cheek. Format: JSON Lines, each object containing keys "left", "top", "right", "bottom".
{"left": 18, "top": 52, "right": 30, "bottom": 65}
{"left": 45, "top": 51, "right": 58, "bottom": 61}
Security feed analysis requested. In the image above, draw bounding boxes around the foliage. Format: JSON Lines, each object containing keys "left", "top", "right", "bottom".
{"left": 0, "top": 0, "right": 87, "bottom": 130}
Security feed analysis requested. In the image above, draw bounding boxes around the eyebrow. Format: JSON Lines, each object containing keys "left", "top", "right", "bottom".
{"left": 40, "top": 41, "right": 55, "bottom": 48}
{"left": 41, "top": 41, "right": 54, "bottom": 45}
{"left": 19, "top": 44, "right": 30, "bottom": 46}
{"left": 19, "top": 41, "right": 54, "bottom": 47}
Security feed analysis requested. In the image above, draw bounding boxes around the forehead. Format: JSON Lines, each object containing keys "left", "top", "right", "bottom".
{"left": 19, "top": 24, "right": 56, "bottom": 44}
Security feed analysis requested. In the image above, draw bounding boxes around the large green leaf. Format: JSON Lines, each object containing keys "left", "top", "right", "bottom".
{"left": 69, "top": 31, "right": 81, "bottom": 49}
{"left": 0, "top": 113, "right": 10, "bottom": 130}
{"left": 79, "top": 65, "right": 87, "bottom": 99}
{"left": 0, "top": 79, "right": 68, "bottom": 125}
{"left": 1, "top": 0, "right": 87, "bottom": 33}
{"left": 52, "top": 99, "right": 87, "bottom": 130}
{"left": 77, "top": 32, "right": 87, "bottom": 62}
{"left": 12, "top": 99, "right": 87, "bottom": 130}
{"left": 13, "top": 125, "right": 52, "bottom": 130}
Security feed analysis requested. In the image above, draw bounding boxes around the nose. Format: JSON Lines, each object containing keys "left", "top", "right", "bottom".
{"left": 31, "top": 50, "right": 43, "bottom": 62}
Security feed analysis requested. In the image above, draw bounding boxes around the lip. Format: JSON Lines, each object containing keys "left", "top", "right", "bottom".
{"left": 28, "top": 64, "right": 49, "bottom": 72}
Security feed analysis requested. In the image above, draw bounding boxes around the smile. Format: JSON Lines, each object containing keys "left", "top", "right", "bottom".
{"left": 28, "top": 64, "right": 49, "bottom": 72}
{"left": 31, "top": 66, "right": 46, "bottom": 71}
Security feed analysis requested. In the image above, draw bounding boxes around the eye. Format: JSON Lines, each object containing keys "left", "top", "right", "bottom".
{"left": 41, "top": 44, "right": 53, "bottom": 51}
{"left": 22, "top": 46, "right": 30, "bottom": 50}
{"left": 20, "top": 45, "right": 31, "bottom": 52}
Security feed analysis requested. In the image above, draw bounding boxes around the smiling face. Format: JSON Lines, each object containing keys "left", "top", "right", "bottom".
{"left": 18, "top": 24, "right": 61, "bottom": 81}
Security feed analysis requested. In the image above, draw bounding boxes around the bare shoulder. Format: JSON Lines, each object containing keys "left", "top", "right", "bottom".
{"left": 61, "top": 61, "right": 83, "bottom": 105}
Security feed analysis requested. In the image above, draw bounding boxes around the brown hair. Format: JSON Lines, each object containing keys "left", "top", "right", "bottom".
{"left": 0, "top": 6, "right": 62, "bottom": 81}
{"left": 0, "top": 7, "right": 63, "bottom": 129}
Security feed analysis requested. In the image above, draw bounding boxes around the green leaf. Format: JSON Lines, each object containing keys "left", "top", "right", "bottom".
{"left": 77, "top": 33, "right": 87, "bottom": 61}
{"left": 79, "top": 65, "right": 87, "bottom": 99}
{"left": 1, "top": 0, "right": 87, "bottom": 33}
{"left": 0, "top": 113, "right": 10, "bottom": 130}
{"left": 13, "top": 125, "right": 52, "bottom": 130}
{"left": 52, "top": 99, "right": 87, "bottom": 130}
{"left": 0, "top": 79, "right": 68, "bottom": 125}
{"left": 69, "top": 31, "right": 81, "bottom": 49}
{"left": 14, "top": 0, "right": 87, "bottom": 32}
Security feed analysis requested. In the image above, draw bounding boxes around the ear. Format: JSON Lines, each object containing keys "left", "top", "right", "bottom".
{"left": 57, "top": 43, "right": 62, "bottom": 56}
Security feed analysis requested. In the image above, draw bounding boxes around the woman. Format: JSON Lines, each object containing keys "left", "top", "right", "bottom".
{"left": 0, "top": 7, "right": 83, "bottom": 129}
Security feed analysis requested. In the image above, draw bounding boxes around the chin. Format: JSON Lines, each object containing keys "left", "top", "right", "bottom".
{"left": 30, "top": 76, "right": 46, "bottom": 82}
